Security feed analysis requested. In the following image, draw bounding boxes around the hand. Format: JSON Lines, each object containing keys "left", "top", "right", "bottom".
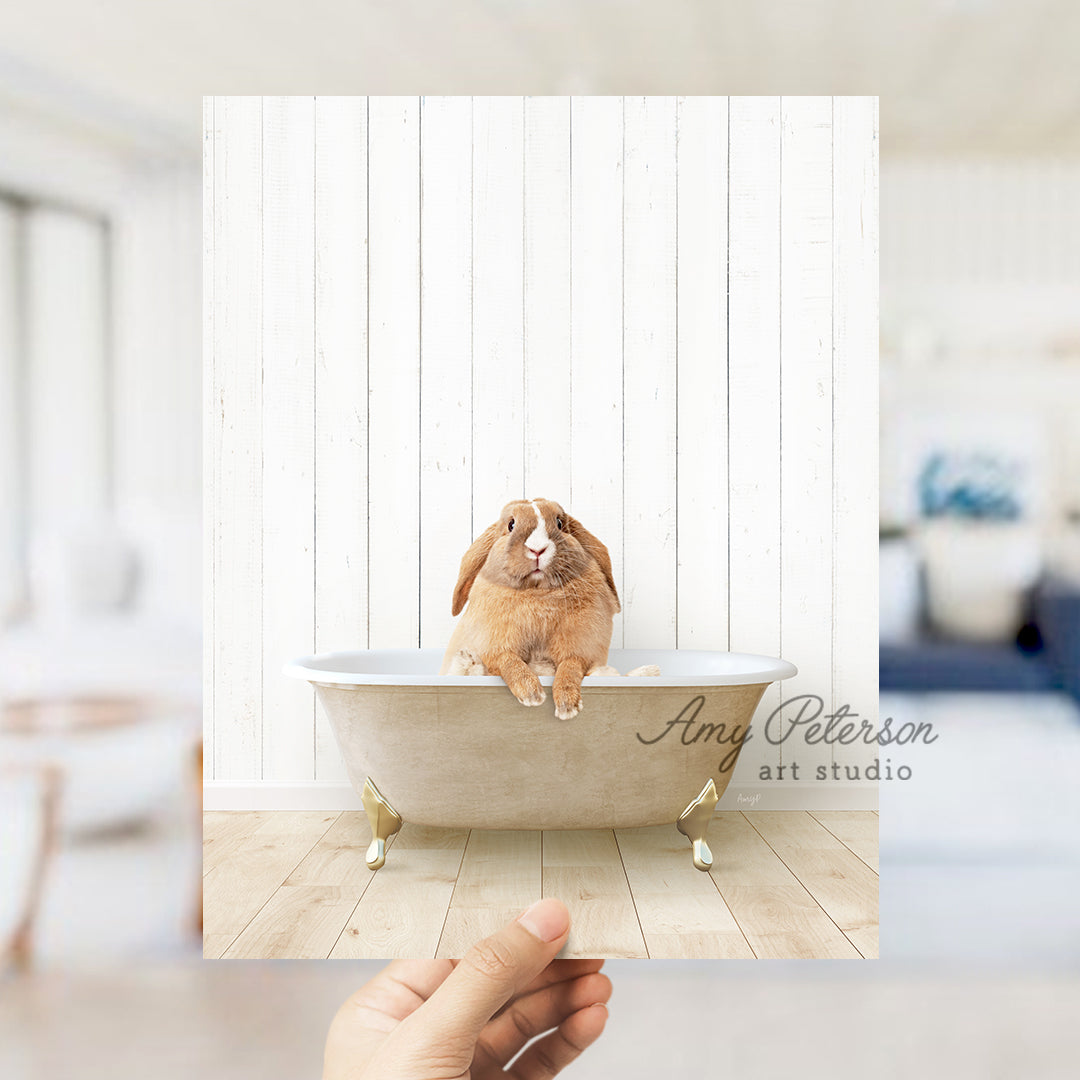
{"left": 324, "top": 899, "right": 611, "bottom": 1079}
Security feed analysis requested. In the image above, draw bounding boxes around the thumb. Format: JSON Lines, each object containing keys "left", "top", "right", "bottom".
{"left": 406, "top": 899, "right": 571, "bottom": 1049}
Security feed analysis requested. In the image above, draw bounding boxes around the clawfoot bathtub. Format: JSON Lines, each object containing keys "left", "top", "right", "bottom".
{"left": 284, "top": 648, "right": 796, "bottom": 871}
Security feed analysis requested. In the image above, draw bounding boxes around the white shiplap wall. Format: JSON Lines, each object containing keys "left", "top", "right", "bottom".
{"left": 206, "top": 96, "right": 878, "bottom": 809}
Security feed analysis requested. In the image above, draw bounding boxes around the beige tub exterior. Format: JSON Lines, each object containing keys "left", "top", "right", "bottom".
{"left": 285, "top": 648, "right": 796, "bottom": 832}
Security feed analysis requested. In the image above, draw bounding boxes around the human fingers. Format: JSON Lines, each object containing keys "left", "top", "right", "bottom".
{"left": 340, "top": 960, "right": 455, "bottom": 1029}
{"left": 507, "top": 1002, "right": 609, "bottom": 1080}
{"left": 476, "top": 970, "right": 612, "bottom": 1067}
{"left": 488, "top": 958, "right": 605, "bottom": 1019}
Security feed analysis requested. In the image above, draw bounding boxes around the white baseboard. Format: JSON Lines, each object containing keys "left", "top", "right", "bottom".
{"left": 203, "top": 780, "right": 878, "bottom": 813}
{"left": 724, "top": 782, "right": 878, "bottom": 811}
{"left": 204, "top": 781, "right": 362, "bottom": 811}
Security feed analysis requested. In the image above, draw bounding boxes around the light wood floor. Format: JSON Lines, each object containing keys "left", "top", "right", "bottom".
{"left": 203, "top": 810, "right": 877, "bottom": 960}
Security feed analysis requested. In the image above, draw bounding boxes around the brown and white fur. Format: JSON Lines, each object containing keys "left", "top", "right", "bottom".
{"left": 439, "top": 499, "right": 620, "bottom": 719}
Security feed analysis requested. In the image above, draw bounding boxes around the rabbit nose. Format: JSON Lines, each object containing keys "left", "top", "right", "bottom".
{"left": 527, "top": 545, "right": 549, "bottom": 558}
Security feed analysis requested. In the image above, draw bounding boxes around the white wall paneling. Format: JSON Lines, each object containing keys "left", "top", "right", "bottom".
{"left": 622, "top": 96, "right": 677, "bottom": 649}
{"left": 261, "top": 97, "right": 316, "bottom": 782}
{"left": 779, "top": 96, "right": 834, "bottom": 782}
{"left": 472, "top": 96, "right": 525, "bottom": 528}
{"left": 569, "top": 96, "right": 626, "bottom": 647}
{"left": 419, "top": 97, "right": 474, "bottom": 651}
{"left": 209, "top": 96, "right": 263, "bottom": 781}
{"left": 313, "top": 97, "right": 368, "bottom": 782}
{"left": 674, "top": 96, "right": 728, "bottom": 652}
{"left": 726, "top": 96, "right": 782, "bottom": 784}
{"left": 367, "top": 97, "right": 421, "bottom": 650}
{"left": 206, "top": 96, "right": 879, "bottom": 810}
{"left": 523, "top": 97, "right": 571, "bottom": 501}
{"left": 833, "top": 99, "right": 879, "bottom": 773}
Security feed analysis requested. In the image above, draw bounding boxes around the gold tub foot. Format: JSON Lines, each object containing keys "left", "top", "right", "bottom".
{"left": 676, "top": 778, "right": 720, "bottom": 872}
{"left": 361, "top": 778, "right": 403, "bottom": 870}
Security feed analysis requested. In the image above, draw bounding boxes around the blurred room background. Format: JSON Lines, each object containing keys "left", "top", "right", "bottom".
{"left": 3, "top": 1, "right": 1080, "bottom": 1077}
{"left": 879, "top": 148, "right": 1080, "bottom": 965}
{"left": 0, "top": 35, "right": 202, "bottom": 971}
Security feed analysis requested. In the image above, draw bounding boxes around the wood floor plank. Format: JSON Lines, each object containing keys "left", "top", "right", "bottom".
{"left": 204, "top": 810, "right": 273, "bottom": 843}
{"left": 722, "top": 885, "right": 863, "bottom": 959}
{"left": 743, "top": 810, "right": 848, "bottom": 851}
{"left": 330, "top": 824, "right": 468, "bottom": 959}
{"left": 202, "top": 933, "right": 239, "bottom": 959}
{"left": 201, "top": 812, "right": 339, "bottom": 936}
{"left": 286, "top": 812, "right": 385, "bottom": 887}
{"left": 544, "top": 830, "right": 648, "bottom": 959}
{"left": 203, "top": 811, "right": 276, "bottom": 875}
{"left": 706, "top": 813, "right": 865, "bottom": 958}
{"left": 204, "top": 811, "right": 339, "bottom": 875}
{"left": 845, "top": 924, "right": 879, "bottom": 959}
{"left": 437, "top": 830, "right": 541, "bottom": 959}
{"left": 808, "top": 810, "right": 879, "bottom": 871}
{"left": 223, "top": 886, "right": 361, "bottom": 960}
{"left": 644, "top": 932, "right": 760, "bottom": 959}
{"left": 746, "top": 812, "right": 878, "bottom": 934}
{"left": 614, "top": 825, "right": 752, "bottom": 959}
{"left": 709, "top": 811, "right": 802, "bottom": 888}
{"left": 201, "top": 811, "right": 880, "bottom": 960}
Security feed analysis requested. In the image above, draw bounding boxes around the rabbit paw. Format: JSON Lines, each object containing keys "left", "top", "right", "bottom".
{"left": 627, "top": 664, "right": 661, "bottom": 677}
{"left": 554, "top": 689, "right": 582, "bottom": 720}
{"left": 512, "top": 675, "right": 546, "bottom": 707}
{"left": 448, "top": 648, "right": 488, "bottom": 676}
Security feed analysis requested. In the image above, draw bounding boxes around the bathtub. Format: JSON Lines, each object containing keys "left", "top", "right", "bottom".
{"left": 284, "top": 648, "right": 796, "bottom": 871}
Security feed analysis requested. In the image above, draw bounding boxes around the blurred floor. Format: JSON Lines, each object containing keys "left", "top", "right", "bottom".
{"left": 3, "top": 959, "right": 1080, "bottom": 1079}
{"left": 881, "top": 691, "right": 1080, "bottom": 965}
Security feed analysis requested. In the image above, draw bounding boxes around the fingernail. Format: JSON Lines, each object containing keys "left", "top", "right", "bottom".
{"left": 517, "top": 898, "right": 569, "bottom": 942}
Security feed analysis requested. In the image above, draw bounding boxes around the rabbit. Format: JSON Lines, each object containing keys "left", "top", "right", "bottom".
{"left": 439, "top": 499, "right": 620, "bottom": 719}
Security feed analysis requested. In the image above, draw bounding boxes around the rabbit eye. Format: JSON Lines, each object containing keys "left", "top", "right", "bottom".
{"left": 556, "top": 517, "right": 564, "bottom": 530}
{"left": 508, "top": 518, "right": 515, "bottom": 532}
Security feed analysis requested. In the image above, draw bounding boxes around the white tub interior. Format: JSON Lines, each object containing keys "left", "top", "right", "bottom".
{"left": 284, "top": 648, "right": 796, "bottom": 687}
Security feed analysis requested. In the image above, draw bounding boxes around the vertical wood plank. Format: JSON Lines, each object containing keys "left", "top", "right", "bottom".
{"left": 675, "top": 95, "right": 729, "bottom": 651}
{"left": 832, "top": 97, "right": 879, "bottom": 780}
{"left": 523, "top": 96, "right": 571, "bottom": 501}
{"left": 203, "top": 97, "right": 216, "bottom": 778}
{"left": 212, "top": 96, "right": 263, "bottom": 781}
{"left": 419, "top": 96, "right": 473, "bottom": 650}
{"left": 614, "top": 825, "right": 753, "bottom": 959}
{"left": 261, "top": 96, "right": 316, "bottom": 782}
{"left": 727, "top": 96, "right": 782, "bottom": 786}
{"left": 437, "top": 830, "right": 541, "bottom": 958}
{"left": 779, "top": 96, "right": 834, "bottom": 782}
{"left": 569, "top": 96, "right": 624, "bottom": 645}
{"left": 622, "top": 95, "right": 677, "bottom": 649}
{"left": 367, "top": 97, "right": 421, "bottom": 649}
{"left": 330, "top": 824, "right": 468, "bottom": 958}
{"left": 472, "top": 96, "right": 525, "bottom": 522}
{"left": 314, "top": 96, "right": 369, "bottom": 781}
{"left": 544, "top": 830, "right": 648, "bottom": 958}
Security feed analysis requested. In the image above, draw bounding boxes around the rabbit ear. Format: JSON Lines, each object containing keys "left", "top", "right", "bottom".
{"left": 452, "top": 522, "right": 502, "bottom": 616}
{"left": 565, "top": 515, "right": 620, "bottom": 612}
